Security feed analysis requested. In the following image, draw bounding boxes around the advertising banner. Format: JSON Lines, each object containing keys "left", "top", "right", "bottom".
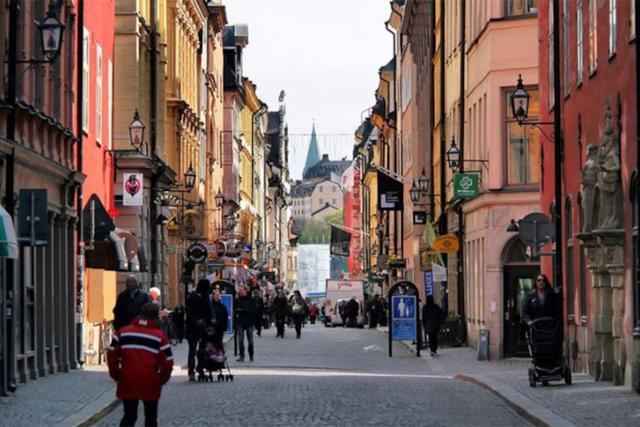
{"left": 330, "top": 225, "right": 351, "bottom": 256}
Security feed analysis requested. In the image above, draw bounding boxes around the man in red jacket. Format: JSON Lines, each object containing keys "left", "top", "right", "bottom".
{"left": 108, "top": 302, "right": 173, "bottom": 426}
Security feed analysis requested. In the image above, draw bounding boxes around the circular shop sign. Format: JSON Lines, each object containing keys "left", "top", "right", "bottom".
{"left": 186, "top": 242, "right": 208, "bottom": 263}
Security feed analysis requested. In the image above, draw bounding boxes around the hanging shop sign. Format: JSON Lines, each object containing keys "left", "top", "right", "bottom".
{"left": 377, "top": 170, "right": 404, "bottom": 211}
{"left": 413, "top": 211, "right": 428, "bottom": 225}
{"left": 433, "top": 234, "right": 459, "bottom": 253}
{"left": 453, "top": 173, "right": 479, "bottom": 199}
{"left": 123, "top": 172, "right": 144, "bottom": 206}
{"left": 186, "top": 242, "right": 208, "bottom": 263}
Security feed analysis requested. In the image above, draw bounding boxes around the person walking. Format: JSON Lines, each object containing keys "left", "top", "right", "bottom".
{"left": 367, "top": 295, "right": 382, "bottom": 329}
{"left": 272, "top": 288, "right": 289, "bottom": 338}
{"left": 107, "top": 303, "right": 173, "bottom": 427}
{"left": 345, "top": 297, "right": 359, "bottom": 327}
{"left": 289, "top": 290, "right": 307, "bottom": 338}
{"left": 422, "top": 295, "right": 445, "bottom": 357}
{"left": 235, "top": 285, "right": 258, "bottom": 361}
{"left": 308, "top": 303, "right": 319, "bottom": 324}
{"left": 253, "top": 288, "right": 265, "bottom": 337}
{"left": 210, "top": 289, "right": 229, "bottom": 349}
{"left": 521, "top": 274, "right": 560, "bottom": 324}
{"left": 172, "top": 306, "right": 185, "bottom": 344}
{"left": 185, "top": 279, "right": 212, "bottom": 381}
{"left": 113, "top": 275, "right": 150, "bottom": 331}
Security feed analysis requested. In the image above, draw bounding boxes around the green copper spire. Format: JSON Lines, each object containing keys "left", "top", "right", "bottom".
{"left": 302, "top": 122, "right": 321, "bottom": 178}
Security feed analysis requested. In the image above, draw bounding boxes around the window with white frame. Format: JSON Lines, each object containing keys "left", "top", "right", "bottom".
{"left": 82, "top": 28, "right": 90, "bottom": 132}
{"left": 577, "top": 0, "right": 584, "bottom": 84}
{"left": 506, "top": 0, "right": 538, "bottom": 16}
{"left": 506, "top": 88, "right": 541, "bottom": 185}
{"left": 589, "top": 0, "right": 597, "bottom": 73}
{"left": 107, "top": 59, "right": 113, "bottom": 149}
{"left": 631, "top": 0, "right": 637, "bottom": 39}
{"left": 96, "top": 44, "right": 102, "bottom": 144}
{"left": 549, "top": 0, "right": 554, "bottom": 106}
{"left": 563, "top": 0, "right": 570, "bottom": 95}
{"left": 609, "top": 0, "right": 617, "bottom": 56}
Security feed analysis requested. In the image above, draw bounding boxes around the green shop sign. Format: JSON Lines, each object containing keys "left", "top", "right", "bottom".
{"left": 453, "top": 173, "right": 479, "bottom": 199}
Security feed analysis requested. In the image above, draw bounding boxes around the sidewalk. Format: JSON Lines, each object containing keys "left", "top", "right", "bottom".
{"left": 396, "top": 337, "right": 640, "bottom": 426}
{"left": 0, "top": 341, "right": 192, "bottom": 427}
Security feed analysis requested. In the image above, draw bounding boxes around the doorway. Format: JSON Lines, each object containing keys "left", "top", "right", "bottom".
{"left": 502, "top": 238, "right": 539, "bottom": 358}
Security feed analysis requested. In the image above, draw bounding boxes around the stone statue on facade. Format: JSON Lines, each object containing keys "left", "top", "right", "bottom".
{"left": 596, "top": 100, "right": 623, "bottom": 230}
{"left": 580, "top": 143, "right": 598, "bottom": 232}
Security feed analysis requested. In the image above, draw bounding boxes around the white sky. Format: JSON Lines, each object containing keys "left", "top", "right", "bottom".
{"left": 224, "top": 0, "right": 392, "bottom": 180}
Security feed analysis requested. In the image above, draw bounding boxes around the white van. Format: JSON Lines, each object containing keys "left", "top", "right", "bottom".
{"left": 323, "top": 280, "right": 365, "bottom": 328}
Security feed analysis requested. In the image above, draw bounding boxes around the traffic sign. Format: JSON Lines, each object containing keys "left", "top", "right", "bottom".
{"left": 391, "top": 295, "right": 417, "bottom": 341}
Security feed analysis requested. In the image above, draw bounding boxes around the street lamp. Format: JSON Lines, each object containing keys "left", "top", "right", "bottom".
{"left": 417, "top": 168, "right": 429, "bottom": 193}
{"left": 184, "top": 164, "right": 196, "bottom": 190}
{"left": 39, "top": 1, "right": 65, "bottom": 62}
{"left": 409, "top": 180, "right": 421, "bottom": 203}
{"left": 446, "top": 137, "right": 461, "bottom": 171}
{"left": 510, "top": 74, "right": 530, "bottom": 124}
{"left": 215, "top": 188, "right": 224, "bottom": 208}
{"left": 128, "top": 110, "right": 145, "bottom": 151}
{"left": 376, "top": 222, "right": 384, "bottom": 237}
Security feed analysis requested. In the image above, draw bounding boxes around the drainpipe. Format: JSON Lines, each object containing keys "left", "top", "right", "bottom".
{"left": 439, "top": 0, "right": 446, "bottom": 235}
{"left": 429, "top": 1, "right": 436, "bottom": 218}
{"left": 457, "top": 0, "right": 466, "bottom": 343}
{"left": 149, "top": 0, "right": 159, "bottom": 289}
{"left": 76, "top": 0, "right": 85, "bottom": 366}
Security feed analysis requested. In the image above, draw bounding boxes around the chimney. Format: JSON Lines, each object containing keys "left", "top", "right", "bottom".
{"left": 322, "top": 154, "right": 329, "bottom": 161}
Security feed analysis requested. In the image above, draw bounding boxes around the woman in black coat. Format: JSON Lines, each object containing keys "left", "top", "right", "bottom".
{"left": 521, "top": 274, "right": 560, "bottom": 325}
{"left": 422, "top": 295, "right": 445, "bottom": 357}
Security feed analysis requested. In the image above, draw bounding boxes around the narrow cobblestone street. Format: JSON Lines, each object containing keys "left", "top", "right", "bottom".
{"left": 96, "top": 325, "right": 529, "bottom": 427}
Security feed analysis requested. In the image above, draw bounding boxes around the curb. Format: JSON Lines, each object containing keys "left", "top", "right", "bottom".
{"left": 74, "top": 397, "right": 120, "bottom": 427}
{"left": 455, "top": 374, "right": 576, "bottom": 427}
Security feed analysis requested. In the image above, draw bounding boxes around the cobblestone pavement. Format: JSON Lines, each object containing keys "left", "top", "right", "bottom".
{"left": 0, "top": 364, "right": 114, "bottom": 427}
{"left": 97, "top": 325, "right": 530, "bottom": 426}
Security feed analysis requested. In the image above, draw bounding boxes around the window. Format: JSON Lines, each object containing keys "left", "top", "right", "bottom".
{"left": 82, "top": 28, "right": 90, "bottom": 132}
{"left": 108, "top": 59, "right": 113, "bottom": 149}
{"left": 332, "top": 186, "right": 336, "bottom": 193}
{"left": 96, "top": 45, "right": 102, "bottom": 144}
{"left": 319, "top": 186, "right": 323, "bottom": 193}
{"left": 332, "top": 198, "right": 336, "bottom": 205}
{"left": 506, "top": 0, "right": 538, "bottom": 16}
{"left": 631, "top": 0, "right": 637, "bottom": 39}
{"left": 633, "top": 175, "right": 640, "bottom": 332}
{"left": 577, "top": 0, "right": 584, "bottom": 84}
{"left": 563, "top": 0, "right": 570, "bottom": 95}
{"left": 589, "top": 0, "right": 598, "bottom": 73}
{"left": 548, "top": 0, "right": 554, "bottom": 106}
{"left": 609, "top": 0, "right": 617, "bottom": 56}
{"left": 505, "top": 89, "right": 541, "bottom": 185}
{"left": 566, "top": 198, "right": 575, "bottom": 317}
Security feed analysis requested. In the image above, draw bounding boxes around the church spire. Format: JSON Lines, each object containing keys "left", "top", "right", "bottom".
{"left": 302, "top": 122, "right": 321, "bottom": 179}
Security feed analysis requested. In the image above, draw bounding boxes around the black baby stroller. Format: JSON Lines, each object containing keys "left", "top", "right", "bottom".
{"left": 526, "top": 317, "right": 571, "bottom": 387}
{"left": 197, "top": 323, "right": 233, "bottom": 382}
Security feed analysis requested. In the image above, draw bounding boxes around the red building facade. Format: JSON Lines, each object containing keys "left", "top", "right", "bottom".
{"left": 539, "top": 0, "right": 638, "bottom": 388}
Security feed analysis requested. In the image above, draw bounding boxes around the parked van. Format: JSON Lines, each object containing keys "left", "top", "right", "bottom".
{"left": 323, "top": 280, "right": 365, "bottom": 327}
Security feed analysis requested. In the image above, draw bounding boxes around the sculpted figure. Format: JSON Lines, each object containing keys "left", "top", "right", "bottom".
{"left": 597, "top": 101, "right": 623, "bottom": 230}
{"left": 581, "top": 144, "right": 598, "bottom": 232}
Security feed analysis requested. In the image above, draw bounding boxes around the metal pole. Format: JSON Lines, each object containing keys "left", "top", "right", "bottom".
{"left": 552, "top": 0, "right": 564, "bottom": 316}
{"left": 457, "top": 0, "right": 466, "bottom": 344}
{"left": 149, "top": 0, "right": 159, "bottom": 289}
{"left": 388, "top": 295, "right": 393, "bottom": 357}
{"left": 2, "top": 0, "right": 20, "bottom": 396}
{"left": 76, "top": 0, "right": 85, "bottom": 366}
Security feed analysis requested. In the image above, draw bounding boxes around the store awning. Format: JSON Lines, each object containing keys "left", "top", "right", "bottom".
{"left": 0, "top": 206, "right": 18, "bottom": 259}
{"left": 85, "top": 228, "right": 140, "bottom": 272}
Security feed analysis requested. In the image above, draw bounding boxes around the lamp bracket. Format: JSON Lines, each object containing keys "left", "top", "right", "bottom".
{"left": 517, "top": 120, "right": 555, "bottom": 143}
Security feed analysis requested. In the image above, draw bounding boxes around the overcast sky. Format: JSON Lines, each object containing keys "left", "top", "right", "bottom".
{"left": 224, "top": 0, "right": 391, "bottom": 180}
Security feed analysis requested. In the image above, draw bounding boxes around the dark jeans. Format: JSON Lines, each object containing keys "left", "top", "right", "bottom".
{"left": 255, "top": 317, "right": 263, "bottom": 336}
{"left": 275, "top": 316, "right": 286, "bottom": 337}
{"left": 120, "top": 399, "right": 158, "bottom": 427}
{"left": 187, "top": 332, "right": 199, "bottom": 373}
{"left": 427, "top": 331, "right": 439, "bottom": 354}
{"left": 237, "top": 324, "right": 254, "bottom": 357}
{"left": 292, "top": 315, "right": 304, "bottom": 337}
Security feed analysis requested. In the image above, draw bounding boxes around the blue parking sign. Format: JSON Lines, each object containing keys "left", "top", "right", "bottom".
{"left": 391, "top": 295, "right": 416, "bottom": 341}
{"left": 221, "top": 294, "right": 233, "bottom": 334}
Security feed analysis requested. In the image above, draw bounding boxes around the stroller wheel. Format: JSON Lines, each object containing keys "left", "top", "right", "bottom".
{"left": 217, "top": 374, "right": 223, "bottom": 382}
{"left": 528, "top": 368, "right": 536, "bottom": 388}
{"left": 564, "top": 366, "right": 572, "bottom": 385}
{"left": 229, "top": 375, "right": 234, "bottom": 382}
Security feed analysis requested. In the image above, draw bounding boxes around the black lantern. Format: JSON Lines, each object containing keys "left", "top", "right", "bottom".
{"left": 39, "top": 1, "right": 65, "bottom": 62}
{"left": 215, "top": 188, "right": 224, "bottom": 208}
{"left": 184, "top": 164, "right": 196, "bottom": 190}
{"left": 510, "top": 74, "right": 530, "bottom": 124}
{"left": 418, "top": 168, "right": 429, "bottom": 193}
{"left": 376, "top": 222, "right": 384, "bottom": 237}
{"left": 383, "top": 236, "right": 390, "bottom": 248}
{"left": 409, "top": 180, "right": 421, "bottom": 203}
{"left": 446, "top": 137, "right": 461, "bottom": 171}
{"left": 128, "top": 110, "right": 145, "bottom": 151}
{"left": 371, "top": 243, "right": 379, "bottom": 257}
